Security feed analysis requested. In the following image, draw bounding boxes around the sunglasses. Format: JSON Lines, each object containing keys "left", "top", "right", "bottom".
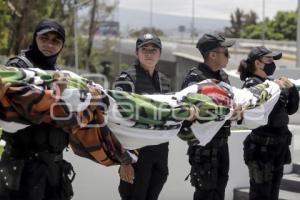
{"left": 211, "top": 49, "right": 229, "bottom": 58}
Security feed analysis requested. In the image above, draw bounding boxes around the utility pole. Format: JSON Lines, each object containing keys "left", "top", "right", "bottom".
{"left": 150, "top": 0, "right": 153, "bottom": 29}
{"left": 297, "top": 0, "right": 300, "bottom": 67}
{"left": 261, "top": 0, "right": 266, "bottom": 45}
{"left": 73, "top": 0, "right": 79, "bottom": 73}
{"left": 191, "top": 0, "right": 195, "bottom": 43}
{"left": 116, "top": 0, "right": 122, "bottom": 74}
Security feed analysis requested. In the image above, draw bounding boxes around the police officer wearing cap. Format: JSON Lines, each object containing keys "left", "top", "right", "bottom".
{"left": 238, "top": 46, "right": 299, "bottom": 200}
{"left": 0, "top": 19, "right": 74, "bottom": 200}
{"left": 181, "top": 33, "right": 235, "bottom": 200}
{"left": 114, "top": 33, "right": 171, "bottom": 200}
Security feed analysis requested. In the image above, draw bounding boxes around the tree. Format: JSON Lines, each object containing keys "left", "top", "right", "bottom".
{"left": 84, "top": 0, "right": 117, "bottom": 72}
{"left": 0, "top": 0, "right": 118, "bottom": 74}
{"left": 0, "top": 0, "right": 12, "bottom": 54}
{"left": 4, "top": 0, "right": 73, "bottom": 56}
{"left": 129, "top": 27, "right": 164, "bottom": 38}
{"left": 241, "top": 10, "right": 296, "bottom": 41}
{"left": 241, "top": 21, "right": 284, "bottom": 40}
{"left": 229, "top": 8, "right": 244, "bottom": 37}
{"left": 271, "top": 11, "right": 297, "bottom": 40}
{"left": 225, "top": 8, "right": 258, "bottom": 38}
{"left": 244, "top": 11, "right": 258, "bottom": 26}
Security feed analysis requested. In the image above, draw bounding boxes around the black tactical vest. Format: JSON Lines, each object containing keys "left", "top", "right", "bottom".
{"left": 6, "top": 51, "right": 59, "bottom": 70}
{"left": 122, "top": 65, "right": 171, "bottom": 94}
{"left": 188, "top": 64, "right": 230, "bottom": 85}
{"left": 244, "top": 76, "right": 290, "bottom": 130}
{"left": 188, "top": 64, "right": 231, "bottom": 137}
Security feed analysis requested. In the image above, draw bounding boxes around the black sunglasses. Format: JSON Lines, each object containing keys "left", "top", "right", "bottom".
{"left": 211, "top": 49, "right": 229, "bottom": 58}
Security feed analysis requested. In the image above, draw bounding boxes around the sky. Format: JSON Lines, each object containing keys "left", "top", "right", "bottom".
{"left": 118, "top": 0, "right": 297, "bottom": 20}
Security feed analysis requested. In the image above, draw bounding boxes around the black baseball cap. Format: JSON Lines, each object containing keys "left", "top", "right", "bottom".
{"left": 35, "top": 19, "right": 65, "bottom": 42}
{"left": 196, "top": 33, "right": 235, "bottom": 54}
{"left": 136, "top": 33, "right": 162, "bottom": 49}
{"left": 247, "top": 46, "right": 282, "bottom": 62}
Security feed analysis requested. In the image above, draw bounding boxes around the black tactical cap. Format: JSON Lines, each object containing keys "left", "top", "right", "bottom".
{"left": 196, "top": 33, "right": 235, "bottom": 54}
{"left": 35, "top": 19, "right": 65, "bottom": 42}
{"left": 247, "top": 46, "right": 282, "bottom": 62}
{"left": 136, "top": 33, "right": 162, "bottom": 49}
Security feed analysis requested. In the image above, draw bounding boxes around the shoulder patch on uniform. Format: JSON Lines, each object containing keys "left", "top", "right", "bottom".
{"left": 190, "top": 72, "right": 198, "bottom": 76}
{"left": 119, "top": 73, "right": 128, "bottom": 79}
{"left": 246, "top": 78, "right": 258, "bottom": 85}
{"left": 114, "top": 86, "right": 123, "bottom": 91}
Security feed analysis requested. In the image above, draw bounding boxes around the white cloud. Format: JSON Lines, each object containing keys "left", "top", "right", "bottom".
{"left": 119, "top": 0, "right": 297, "bottom": 20}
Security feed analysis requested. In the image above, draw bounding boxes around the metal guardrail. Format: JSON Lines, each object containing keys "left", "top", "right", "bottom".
{"left": 159, "top": 36, "right": 297, "bottom": 54}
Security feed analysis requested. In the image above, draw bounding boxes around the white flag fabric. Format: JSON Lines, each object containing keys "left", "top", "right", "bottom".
{"left": 107, "top": 80, "right": 281, "bottom": 148}
{"left": 0, "top": 66, "right": 282, "bottom": 149}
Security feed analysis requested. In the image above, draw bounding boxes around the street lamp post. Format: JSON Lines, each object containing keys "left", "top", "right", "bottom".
{"left": 116, "top": 0, "right": 122, "bottom": 74}
{"left": 150, "top": 0, "right": 153, "bottom": 29}
{"left": 297, "top": 0, "right": 300, "bottom": 68}
{"left": 191, "top": 0, "right": 195, "bottom": 43}
{"left": 261, "top": 0, "right": 266, "bottom": 45}
{"left": 73, "top": 1, "right": 79, "bottom": 73}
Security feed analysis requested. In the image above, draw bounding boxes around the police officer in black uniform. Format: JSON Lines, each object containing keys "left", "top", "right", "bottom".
{"left": 238, "top": 46, "right": 299, "bottom": 200}
{"left": 0, "top": 19, "right": 74, "bottom": 200}
{"left": 181, "top": 33, "right": 236, "bottom": 200}
{"left": 114, "top": 33, "right": 171, "bottom": 200}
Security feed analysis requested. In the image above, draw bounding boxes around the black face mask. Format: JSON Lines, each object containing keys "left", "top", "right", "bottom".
{"left": 263, "top": 62, "right": 276, "bottom": 76}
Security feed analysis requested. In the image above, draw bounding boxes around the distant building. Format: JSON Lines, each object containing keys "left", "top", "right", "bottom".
{"left": 98, "top": 21, "right": 119, "bottom": 36}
